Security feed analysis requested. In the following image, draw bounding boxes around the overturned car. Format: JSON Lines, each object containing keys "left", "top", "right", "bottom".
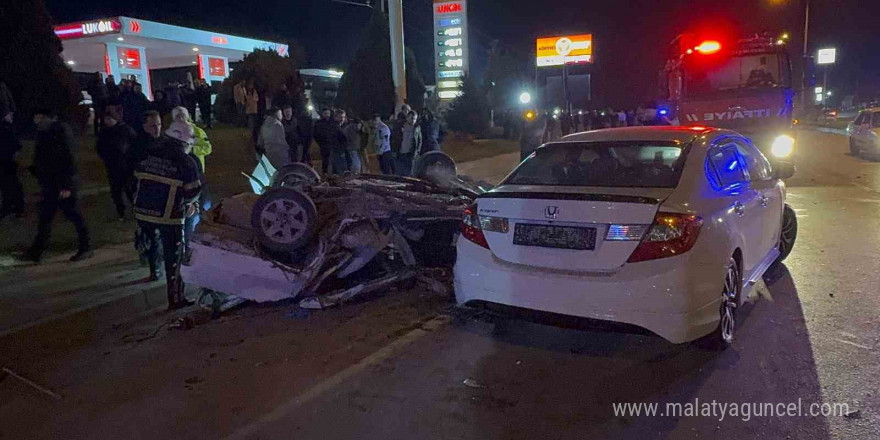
{"left": 181, "top": 152, "right": 490, "bottom": 309}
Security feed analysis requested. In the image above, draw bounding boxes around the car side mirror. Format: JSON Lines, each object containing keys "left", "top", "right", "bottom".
{"left": 774, "top": 161, "right": 795, "bottom": 180}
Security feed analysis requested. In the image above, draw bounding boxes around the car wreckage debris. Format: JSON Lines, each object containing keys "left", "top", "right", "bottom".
{"left": 181, "top": 163, "right": 485, "bottom": 310}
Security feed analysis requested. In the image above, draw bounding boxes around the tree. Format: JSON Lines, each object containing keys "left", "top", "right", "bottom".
{"left": 337, "top": 10, "right": 395, "bottom": 119}
{"left": 444, "top": 75, "right": 490, "bottom": 135}
{"left": 0, "top": 0, "right": 77, "bottom": 123}
{"left": 215, "top": 48, "right": 306, "bottom": 123}
{"left": 484, "top": 41, "right": 530, "bottom": 113}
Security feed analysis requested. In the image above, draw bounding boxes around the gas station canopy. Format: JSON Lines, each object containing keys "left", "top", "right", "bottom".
{"left": 55, "top": 16, "right": 288, "bottom": 89}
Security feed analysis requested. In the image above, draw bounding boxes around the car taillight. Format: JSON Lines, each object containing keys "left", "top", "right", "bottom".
{"left": 461, "top": 204, "right": 489, "bottom": 249}
{"left": 627, "top": 212, "right": 703, "bottom": 263}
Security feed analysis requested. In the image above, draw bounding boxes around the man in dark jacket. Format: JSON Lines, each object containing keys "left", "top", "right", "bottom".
{"left": 133, "top": 121, "right": 201, "bottom": 309}
{"left": 0, "top": 111, "right": 24, "bottom": 218}
{"left": 419, "top": 110, "right": 444, "bottom": 153}
{"left": 195, "top": 79, "right": 213, "bottom": 128}
{"left": 312, "top": 109, "right": 336, "bottom": 174}
{"left": 281, "top": 105, "right": 301, "bottom": 163}
{"left": 86, "top": 73, "right": 108, "bottom": 135}
{"left": 96, "top": 107, "right": 136, "bottom": 219}
{"left": 24, "top": 108, "right": 92, "bottom": 263}
{"left": 122, "top": 83, "right": 149, "bottom": 128}
{"left": 296, "top": 107, "right": 314, "bottom": 163}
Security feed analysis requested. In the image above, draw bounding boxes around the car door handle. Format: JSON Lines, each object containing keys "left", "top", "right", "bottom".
{"left": 734, "top": 202, "right": 745, "bottom": 217}
{"left": 760, "top": 195, "right": 769, "bottom": 207}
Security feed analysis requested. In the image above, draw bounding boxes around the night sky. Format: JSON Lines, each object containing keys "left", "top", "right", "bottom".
{"left": 46, "top": 0, "right": 878, "bottom": 108}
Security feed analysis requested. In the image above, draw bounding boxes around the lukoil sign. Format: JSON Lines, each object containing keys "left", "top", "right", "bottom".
{"left": 54, "top": 18, "right": 121, "bottom": 40}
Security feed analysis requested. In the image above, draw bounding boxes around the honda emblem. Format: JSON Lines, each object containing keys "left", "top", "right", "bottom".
{"left": 545, "top": 206, "right": 559, "bottom": 219}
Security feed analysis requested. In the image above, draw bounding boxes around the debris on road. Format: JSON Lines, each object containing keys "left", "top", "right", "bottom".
{"left": 181, "top": 157, "right": 487, "bottom": 312}
{"left": 844, "top": 409, "right": 861, "bottom": 419}
{"left": 463, "top": 378, "right": 486, "bottom": 389}
{"left": 1, "top": 367, "right": 62, "bottom": 400}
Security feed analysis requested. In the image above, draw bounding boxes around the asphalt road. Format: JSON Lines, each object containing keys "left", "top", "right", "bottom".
{"left": 224, "top": 130, "right": 880, "bottom": 439}
{"left": 1, "top": 129, "right": 878, "bottom": 439}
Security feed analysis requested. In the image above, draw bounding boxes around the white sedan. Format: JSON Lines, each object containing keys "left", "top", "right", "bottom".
{"left": 453, "top": 126, "right": 797, "bottom": 348}
{"left": 848, "top": 107, "right": 880, "bottom": 158}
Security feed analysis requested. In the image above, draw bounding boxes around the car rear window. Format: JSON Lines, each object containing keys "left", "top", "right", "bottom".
{"left": 503, "top": 141, "right": 687, "bottom": 188}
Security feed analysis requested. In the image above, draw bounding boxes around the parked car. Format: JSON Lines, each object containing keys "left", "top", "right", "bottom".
{"left": 848, "top": 108, "right": 880, "bottom": 158}
{"left": 454, "top": 126, "right": 797, "bottom": 349}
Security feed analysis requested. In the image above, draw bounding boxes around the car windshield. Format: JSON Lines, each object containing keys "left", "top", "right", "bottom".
{"left": 504, "top": 141, "right": 687, "bottom": 188}
{"left": 686, "top": 53, "right": 783, "bottom": 97}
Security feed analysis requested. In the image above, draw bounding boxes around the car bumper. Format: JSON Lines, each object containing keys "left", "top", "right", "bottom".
{"left": 453, "top": 238, "right": 723, "bottom": 343}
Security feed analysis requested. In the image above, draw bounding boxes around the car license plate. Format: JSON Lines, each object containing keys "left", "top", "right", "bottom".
{"left": 513, "top": 224, "right": 596, "bottom": 250}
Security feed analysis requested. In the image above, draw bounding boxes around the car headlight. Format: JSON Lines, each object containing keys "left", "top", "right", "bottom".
{"left": 771, "top": 135, "right": 795, "bottom": 158}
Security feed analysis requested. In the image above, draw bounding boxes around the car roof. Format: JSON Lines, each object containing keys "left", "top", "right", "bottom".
{"left": 556, "top": 126, "right": 718, "bottom": 144}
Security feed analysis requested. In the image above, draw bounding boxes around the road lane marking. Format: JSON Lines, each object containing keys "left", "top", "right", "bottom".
{"left": 220, "top": 314, "right": 452, "bottom": 440}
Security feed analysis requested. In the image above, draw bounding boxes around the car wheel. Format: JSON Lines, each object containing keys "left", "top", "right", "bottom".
{"left": 271, "top": 163, "right": 321, "bottom": 189}
{"left": 251, "top": 187, "right": 317, "bottom": 252}
{"left": 776, "top": 204, "right": 798, "bottom": 263}
{"left": 849, "top": 138, "right": 860, "bottom": 156}
{"left": 412, "top": 151, "right": 457, "bottom": 185}
{"left": 702, "top": 257, "right": 740, "bottom": 350}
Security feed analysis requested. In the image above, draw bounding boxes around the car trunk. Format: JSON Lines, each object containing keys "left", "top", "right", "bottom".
{"left": 476, "top": 186, "right": 672, "bottom": 272}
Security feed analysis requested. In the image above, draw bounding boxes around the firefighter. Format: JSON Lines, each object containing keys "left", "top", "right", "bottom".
{"left": 133, "top": 121, "right": 202, "bottom": 310}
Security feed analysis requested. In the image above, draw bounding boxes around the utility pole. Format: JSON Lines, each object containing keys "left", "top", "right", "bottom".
{"left": 800, "top": 0, "right": 811, "bottom": 112}
{"left": 388, "top": 0, "right": 407, "bottom": 110}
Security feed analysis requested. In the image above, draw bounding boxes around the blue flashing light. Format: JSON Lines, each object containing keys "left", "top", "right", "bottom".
{"left": 727, "top": 160, "right": 738, "bottom": 171}
{"left": 658, "top": 108, "right": 669, "bottom": 116}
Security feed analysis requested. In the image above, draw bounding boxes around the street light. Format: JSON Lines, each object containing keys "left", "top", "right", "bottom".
{"left": 519, "top": 91, "right": 532, "bottom": 105}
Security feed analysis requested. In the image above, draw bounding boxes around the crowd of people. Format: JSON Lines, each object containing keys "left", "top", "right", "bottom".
{"left": 87, "top": 72, "right": 214, "bottom": 136}
{"left": 1, "top": 71, "right": 451, "bottom": 311}
{"left": 541, "top": 106, "right": 671, "bottom": 142}
{"left": 242, "top": 90, "right": 446, "bottom": 177}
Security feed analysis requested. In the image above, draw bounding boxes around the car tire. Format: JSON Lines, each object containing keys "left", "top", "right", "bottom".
{"left": 271, "top": 163, "right": 321, "bottom": 188}
{"left": 251, "top": 187, "right": 317, "bottom": 252}
{"left": 700, "top": 256, "right": 741, "bottom": 350}
{"left": 412, "top": 151, "right": 457, "bottom": 184}
{"left": 776, "top": 204, "right": 798, "bottom": 263}
{"left": 849, "top": 138, "right": 860, "bottom": 156}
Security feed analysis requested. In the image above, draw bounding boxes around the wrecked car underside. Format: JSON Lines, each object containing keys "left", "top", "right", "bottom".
{"left": 181, "top": 153, "right": 490, "bottom": 311}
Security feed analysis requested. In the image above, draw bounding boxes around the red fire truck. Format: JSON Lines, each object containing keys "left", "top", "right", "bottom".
{"left": 658, "top": 33, "right": 796, "bottom": 161}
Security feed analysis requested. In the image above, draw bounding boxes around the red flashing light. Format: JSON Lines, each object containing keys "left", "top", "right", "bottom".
{"left": 695, "top": 40, "right": 721, "bottom": 54}
{"left": 689, "top": 126, "right": 709, "bottom": 131}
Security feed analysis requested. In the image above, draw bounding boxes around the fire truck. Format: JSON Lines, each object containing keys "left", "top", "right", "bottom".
{"left": 658, "top": 33, "right": 796, "bottom": 161}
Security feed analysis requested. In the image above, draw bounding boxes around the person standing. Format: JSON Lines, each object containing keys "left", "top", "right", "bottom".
{"left": 257, "top": 108, "right": 290, "bottom": 169}
{"left": 86, "top": 73, "right": 108, "bottom": 136}
{"left": 419, "top": 110, "right": 444, "bottom": 153}
{"left": 329, "top": 110, "right": 349, "bottom": 174}
{"left": 96, "top": 108, "right": 136, "bottom": 220}
{"left": 133, "top": 121, "right": 201, "bottom": 310}
{"left": 105, "top": 75, "right": 121, "bottom": 108}
{"left": 24, "top": 108, "right": 92, "bottom": 263}
{"left": 123, "top": 82, "right": 149, "bottom": 128}
{"left": 0, "top": 110, "right": 24, "bottom": 219}
{"left": 171, "top": 107, "right": 212, "bottom": 171}
{"left": 180, "top": 76, "right": 197, "bottom": 121}
{"left": 372, "top": 114, "right": 393, "bottom": 175}
{"left": 342, "top": 117, "right": 363, "bottom": 173}
{"left": 394, "top": 111, "right": 421, "bottom": 176}
{"left": 296, "top": 107, "right": 314, "bottom": 164}
{"left": 312, "top": 109, "right": 335, "bottom": 174}
{"left": 245, "top": 81, "right": 260, "bottom": 149}
{"left": 272, "top": 83, "right": 292, "bottom": 111}
{"left": 233, "top": 80, "right": 247, "bottom": 126}
{"left": 195, "top": 78, "right": 213, "bottom": 128}
{"left": 281, "top": 105, "right": 301, "bottom": 163}
{"left": 127, "top": 111, "right": 163, "bottom": 280}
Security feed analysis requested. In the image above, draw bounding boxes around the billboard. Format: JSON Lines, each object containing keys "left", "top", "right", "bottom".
{"left": 536, "top": 34, "right": 593, "bottom": 67}
{"left": 433, "top": 0, "right": 469, "bottom": 100}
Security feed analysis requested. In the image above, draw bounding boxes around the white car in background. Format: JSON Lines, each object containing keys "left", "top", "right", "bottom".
{"left": 848, "top": 108, "right": 880, "bottom": 158}
{"left": 454, "top": 127, "right": 797, "bottom": 348}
